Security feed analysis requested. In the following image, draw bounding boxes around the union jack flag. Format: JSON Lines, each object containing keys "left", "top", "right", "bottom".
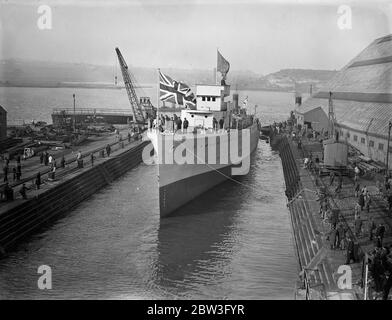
{"left": 159, "top": 70, "right": 196, "bottom": 108}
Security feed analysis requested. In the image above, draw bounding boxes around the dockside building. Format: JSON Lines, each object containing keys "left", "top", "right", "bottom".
{"left": 295, "top": 34, "right": 392, "bottom": 168}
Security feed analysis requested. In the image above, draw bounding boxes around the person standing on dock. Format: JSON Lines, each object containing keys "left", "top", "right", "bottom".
{"left": 354, "top": 182, "right": 360, "bottom": 197}
{"left": 354, "top": 165, "right": 360, "bottom": 183}
{"left": 365, "top": 191, "right": 372, "bottom": 213}
{"left": 76, "top": 151, "right": 83, "bottom": 168}
{"left": 375, "top": 223, "right": 386, "bottom": 247}
{"left": 369, "top": 217, "right": 377, "bottom": 242}
{"left": 219, "top": 118, "right": 224, "bottom": 132}
{"left": 329, "top": 171, "right": 335, "bottom": 186}
{"left": 128, "top": 131, "right": 131, "bottom": 143}
{"left": 35, "top": 172, "right": 41, "bottom": 190}
{"left": 16, "top": 161, "right": 21, "bottom": 181}
{"left": 358, "top": 192, "right": 365, "bottom": 211}
{"left": 354, "top": 215, "right": 363, "bottom": 237}
{"left": 19, "top": 183, "right": 27, "bottom": 200}
{"left": 177, "top": 118, "right": 182, "bottom": 133}
{"left": 44, "top": 152, "right": 49, "bottom": 166}
{"left": 3, "top": 164, "right": 8, "bottom": 182}
{"left": 12, "top": 167, "right": 17, "bottom": 182}
{"left": 90, "top": 153, "right": 95, "bottom": 167}
{"left": 60, "top": 155, "right": 65, "bottom": 168}
{"left": 106, "top": 144, "right": 111, "bottom": 157}
{"left": 346, "top": 236, "right": 355, "bottom": 264}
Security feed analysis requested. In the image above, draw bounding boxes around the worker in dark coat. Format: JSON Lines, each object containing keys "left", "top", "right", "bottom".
{"left": 354, "top": 216, "right": 363, "bottom": 237}
{"left": 375, "top": 223, "right": 386, "bottom": 247}
{"left": 35, "top": 172, "right": 41, "bottom": 190}
{"left": 106, "top": 144, "right": 111, "bottom": 157}
{"left": 19, "top": 183, "right": 27, "bottom": 200}
{"left": 358, "top": 192, "right": 365, "bottom": 211}
{"left": 346, "top": 236, "right": 355, "bottom": 264}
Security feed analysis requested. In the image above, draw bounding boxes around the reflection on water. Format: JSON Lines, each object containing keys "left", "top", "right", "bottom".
{"left": 0, "top": 141, "right": 298, "bottom": 299}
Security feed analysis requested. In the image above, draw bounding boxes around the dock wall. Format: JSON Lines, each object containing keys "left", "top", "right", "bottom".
{"left": 274, "top": 135, "right": 335, "bottom": 297}
{"left": 0, "top": 141, "right": 150, "bottom": 254}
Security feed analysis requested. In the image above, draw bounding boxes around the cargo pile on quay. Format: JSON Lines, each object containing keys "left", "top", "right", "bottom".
{"left": 270, "top": 34, "right": 392, "bottom": 300}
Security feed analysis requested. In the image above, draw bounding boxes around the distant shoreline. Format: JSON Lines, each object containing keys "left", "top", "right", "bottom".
{"left": 0, "top": 83, "right": 298, "bottom": 93}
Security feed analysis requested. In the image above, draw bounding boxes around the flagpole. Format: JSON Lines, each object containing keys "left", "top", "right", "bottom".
{"left": 157, "top": 68, "right": 160, "bottom": 129}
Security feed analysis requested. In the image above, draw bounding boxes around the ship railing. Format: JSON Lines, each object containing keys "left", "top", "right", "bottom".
{"left": 52, "top": 108, "right": 134, "bottom": 116}
{"left": 0, "top": 132, "right": 143, "bottom": 204}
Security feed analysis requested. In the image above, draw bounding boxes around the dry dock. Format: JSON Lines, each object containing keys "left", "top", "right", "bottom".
{"left": 273, "top": 130, "right": 392, "bottom": 300}
{"left": 0, "top": 132, "right": 150, "bottom": 256}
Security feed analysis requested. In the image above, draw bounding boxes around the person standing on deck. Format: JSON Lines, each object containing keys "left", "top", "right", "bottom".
{"left": 106, "top": 144, "right": 111, "bottom": 157}
{"left": 90, "top": 153, "right": 95, "bottom": 167}
{"left": 40, "top": 152, "right": 44, "bottom": 164}
{"left": 12, "top": 167, "right": 17, "bottom": 182}
{"left": 375, "top": 223, "right": 386, "bottom": 247}
{"left": 354, "top": 215, "right": 363, "bottom": 237}
{"left": 346, "top": 236, "right": 355, "bottom": 264}
{"left": 183, "top": 118, "right": 189, "bottom": 133}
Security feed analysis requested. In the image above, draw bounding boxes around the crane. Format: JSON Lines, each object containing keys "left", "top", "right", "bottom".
{"left": 115, "top": 47, "right": 146, "bottom": 125}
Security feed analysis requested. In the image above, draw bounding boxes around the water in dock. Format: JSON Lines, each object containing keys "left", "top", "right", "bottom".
{"left": 0, "top": 141, "right": 298, "bottom": 299}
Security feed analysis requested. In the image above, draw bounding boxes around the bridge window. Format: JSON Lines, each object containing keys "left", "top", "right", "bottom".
{"left": 361, "top": 137, "right": 366, "bottom": 144}
{"left": 212, "top": 97, "right": 216, "bottom": 102}
{"left": 353, "top": 135, "right": 358, "bottom": 142}
{"left": 369, "top": 140, "right": 374, "bottom": 147}
{"left": 207, "top": 97, "right": 211, "bottom": 102}
{"left": 379, "top": 143, "right": 384, "bottom": 151}
{"left": 202, "top": 97, "right": 206, "bottom": 101}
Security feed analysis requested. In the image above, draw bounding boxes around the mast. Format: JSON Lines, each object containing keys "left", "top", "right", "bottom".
{"left": 115, "top": 47, "right": 145, "bottom": 124}
{"left": 328, "top": 91, "right": 336, "bottom": 139}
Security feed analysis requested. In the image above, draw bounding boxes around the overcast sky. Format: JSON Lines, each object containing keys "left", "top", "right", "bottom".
{"left": 0, "top": 0, "right": 391, "bottom": 74}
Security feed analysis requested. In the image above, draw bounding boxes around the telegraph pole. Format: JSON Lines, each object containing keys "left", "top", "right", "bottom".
{"left": 73, "top": 93, "right": 76, "bottom": 132}
{"left": 386, "top": 121, "right": 392, "bottom": 177}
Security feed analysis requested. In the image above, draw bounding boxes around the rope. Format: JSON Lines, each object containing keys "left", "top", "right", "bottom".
{"left": 173, "top": 132, "right": 261, "bottom": 192}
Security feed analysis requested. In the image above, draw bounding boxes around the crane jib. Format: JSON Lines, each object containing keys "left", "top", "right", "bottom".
{"left": 115, "top": 47, "right": 146, "bottom": 124}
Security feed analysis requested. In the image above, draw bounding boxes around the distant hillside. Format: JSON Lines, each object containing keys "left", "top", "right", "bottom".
{"left": 0, "top": 60, "right": 337, "bottom": 93}
{"left": 264, "top": 68, "right": 338, "bottom": 92}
